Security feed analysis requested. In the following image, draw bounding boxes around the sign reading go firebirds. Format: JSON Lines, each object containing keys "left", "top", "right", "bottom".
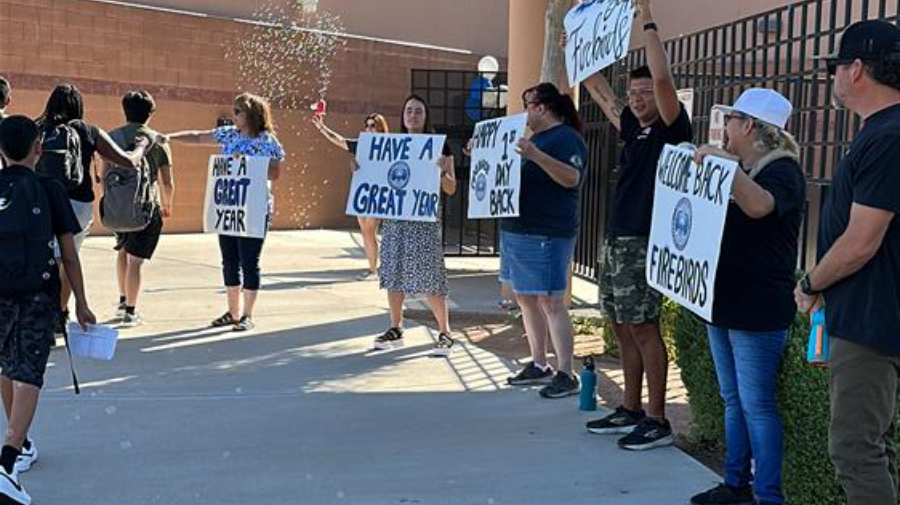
{"left": 646, "top": 144, "right": 739, "bottom": 321}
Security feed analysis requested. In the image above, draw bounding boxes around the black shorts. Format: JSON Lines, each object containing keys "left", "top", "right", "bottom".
{"left": 0, "top": 293, "right": 57, "bottom": 389}
{"left": 114, "top": 211, "right": 164, "bottom": 260}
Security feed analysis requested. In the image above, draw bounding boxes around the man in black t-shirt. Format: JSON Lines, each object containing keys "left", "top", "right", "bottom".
{"left": 0, "top": 116, "right": 96, "bottom": 504}
{"left": 795, "top": 20, "right": 900, "bottom": 505}
{"left": 576, "top": 0, "right": 693, "bottom": 451}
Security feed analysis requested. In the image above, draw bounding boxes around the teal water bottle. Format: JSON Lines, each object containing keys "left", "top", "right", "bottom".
{"left": 807, "top": 308, "right": 829, "bottom": 366}
{"left": 579, "top": 356, "right": 598, "bottom": 411}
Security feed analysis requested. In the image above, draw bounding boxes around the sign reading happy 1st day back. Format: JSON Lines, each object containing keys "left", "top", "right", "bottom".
{"left": 346, "top": 133, "right": 446, "bottom": 223}
{"left": 467, "top": 113, "right": 527, "bottom": 219}
{"left": 645, "top": 144, "right": 739, "bottom": 322}
{"left": 564, "top": 0, "right": 636, "bottom": 87}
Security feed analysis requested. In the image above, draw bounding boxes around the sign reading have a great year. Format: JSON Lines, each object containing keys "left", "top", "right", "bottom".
{"left": 645, "top": 144, "right": 738, "bottom": 321}
{"left": 203, "top": 155, "right": 270, "bottom": 239}
{"left": 467, "top": 113, "right": 527, "bottom": 219}
{"left": 346, "top": 133, "right": 446, "bottom": 223}
{"left": 564, "top": 0, "right": 635, "bottom": 86}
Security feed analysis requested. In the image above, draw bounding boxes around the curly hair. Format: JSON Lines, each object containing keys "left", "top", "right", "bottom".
{"left": 234, "top": 92, "right": 275, "bottom": 137}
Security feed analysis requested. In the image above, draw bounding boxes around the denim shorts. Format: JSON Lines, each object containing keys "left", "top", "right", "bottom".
{"left": 499, "top": 230, "right": 575, "bottom": 297}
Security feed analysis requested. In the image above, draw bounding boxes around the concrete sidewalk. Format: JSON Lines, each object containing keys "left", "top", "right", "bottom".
{"left": 22, "top": 230, "right": 716, "bottom": 504}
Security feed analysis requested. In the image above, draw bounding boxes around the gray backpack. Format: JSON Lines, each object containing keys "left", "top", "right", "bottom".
{"left": 100, "top": 130, "right": 157, "bottom": 233}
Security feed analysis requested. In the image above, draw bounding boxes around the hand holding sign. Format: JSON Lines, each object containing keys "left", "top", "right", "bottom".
{"left": 564, "top": 0, "right": 636, "bottom": 86}
{"left": 203, "top": 155, "right": 270, "bottom": 239}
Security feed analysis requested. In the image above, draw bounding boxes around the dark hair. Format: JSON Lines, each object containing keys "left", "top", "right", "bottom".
{"left": 400, "top": 94, "right": 434, "bottom": 134}
{"left": 865, "top": 59, "right": 900, "bottom": 91}
{"left": 122, "top": 90, "right": 156, "bottom": 124}
{"left": 0, "top": 77, "right": 10, "bottom": 107}
{"left": 37, "top": 83, "right": 84, "bottom": 129}
{"left": 234, "top": 92, "right": 275, "bottom": 137}
{"left": 0, "top": 115, "right": 40, "bottom": 162}
{"left": 629, "top": 65, "right": 653, "bottom": 81}
{"left": 522, "top": 82, "right": 585, "bottom": 136}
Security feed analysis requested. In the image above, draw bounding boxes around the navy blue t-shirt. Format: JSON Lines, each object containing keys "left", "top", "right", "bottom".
{"left": 818, "top": 103, "right": 900, "bottom": 355}
{"left": 712, "top": 157, "right": 806, "bottom": 331}
{"left": 608, "top": 105, "right": 693, "bottom": 237}
{"left": 501, "top": 123, "right": 588, "bottom": 238}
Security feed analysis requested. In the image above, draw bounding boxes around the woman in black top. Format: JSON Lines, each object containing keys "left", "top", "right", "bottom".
{"left": 314, "top": 113, "right": 389, "bottom": 280}
{"left": 36, "top": 84, "right": 149, "bottom": 320}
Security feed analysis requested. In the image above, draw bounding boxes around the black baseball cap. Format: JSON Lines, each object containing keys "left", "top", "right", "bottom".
{"left": 817, "top": 20, "right": 900, "bottom": 75}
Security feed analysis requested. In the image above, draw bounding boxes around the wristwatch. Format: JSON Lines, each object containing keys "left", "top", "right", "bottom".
{"left": 800, "top": 273, "right": 819, "bottom": 296}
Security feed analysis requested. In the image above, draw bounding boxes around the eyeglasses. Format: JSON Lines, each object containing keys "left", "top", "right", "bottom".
{"left": 626, "top": 88, "right": 654, "bottom": 98}
{"left": 522, "top": 99, "right": 540, "bottom": 109}
{"left": 723, "top": 113, "right": 749, "bottom": 123}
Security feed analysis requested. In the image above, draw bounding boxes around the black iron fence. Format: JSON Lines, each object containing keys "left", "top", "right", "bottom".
{"left": 575, "top": 0, "right": 899, "bottom": 283}
{"left": 411, "top": 69, "right": 508, "bottom": 255}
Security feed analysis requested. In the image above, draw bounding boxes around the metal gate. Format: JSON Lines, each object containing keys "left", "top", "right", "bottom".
{"left": 574, "top": 0, "right": 900, "bottom": 283}
{"left": 411, "top": 69, "right": 508, "bottom": 256}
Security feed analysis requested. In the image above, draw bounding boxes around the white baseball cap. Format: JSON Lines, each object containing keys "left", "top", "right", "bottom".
{"left": 715, "top": 88, "right": 793, "bottom": 130}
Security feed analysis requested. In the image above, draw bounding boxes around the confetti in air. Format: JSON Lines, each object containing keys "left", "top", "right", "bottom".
{"left": 225, "top": 1, "right": 347, "bottom": 227}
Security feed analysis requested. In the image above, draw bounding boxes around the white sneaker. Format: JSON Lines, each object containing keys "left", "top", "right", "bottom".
{"left": 0, "top": 466, "right": 30, "bottom": 505}
{"left": 121, "top": 312, "right": 144, "bottom": 328}
{"left": 14, "top": 440, "right": 36, "bottom": 473}
{"left": 115, "top": 302, "right": 127, "bottom": 319}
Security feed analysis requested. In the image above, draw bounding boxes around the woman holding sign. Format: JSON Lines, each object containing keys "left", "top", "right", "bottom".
{"left": 160, "top": 93, "right": 285, "bottom": 332}
{"left": 314, "top": 113, "right": 390, "bottom": 280}
{"left": 371, "top": 95, "right": 458, "bottom": 357}
{"left": 688, "top": 89, "right": 804, "bottom": 505}
{"left": 501, "top": 83, "right": 588, "bottom": 399}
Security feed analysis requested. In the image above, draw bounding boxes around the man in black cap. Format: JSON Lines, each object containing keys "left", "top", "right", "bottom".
{"left": 796, "top": 19, "right": 900, "bottom": 505}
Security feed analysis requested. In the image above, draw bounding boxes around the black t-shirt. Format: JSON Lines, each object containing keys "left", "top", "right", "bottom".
{"left": 712, "top": 157, "right": 806, "bottom": 331}
{"left": 608, "top": 105, "right": 693, "bottom": 237}
{"left": 501, "top": 124, "right": 589, "bottom": 238}
{"left": 0, "top": 166, "right": 82, "bottom": 298}
{"left": 59, "top": 120, "right": 100, "bottom": 203}
{"left": 818, "top": 103, "right": 900, "bottom": 355}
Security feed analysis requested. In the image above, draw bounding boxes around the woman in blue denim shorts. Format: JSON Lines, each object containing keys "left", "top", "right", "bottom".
{"left": 501, "top": 83, "right": 588, "bottom": 399}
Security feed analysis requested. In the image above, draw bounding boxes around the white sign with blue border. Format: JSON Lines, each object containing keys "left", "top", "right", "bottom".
{"left": 645, "top": 144, "right": 738, "bottom": 321}
{"left": 346, "top": 133, "right": 446, "bottom": 223}
{"left": 467, "top": 113, "right": 527, "bottom": 219}
{"left": 564, "top": 0, "right": 635, "bottom": 87}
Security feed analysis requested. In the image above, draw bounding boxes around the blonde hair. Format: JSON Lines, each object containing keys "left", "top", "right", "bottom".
{"left": 751, "top": 120, "right": 799, "bottom": 156}
{"left": 365, "top": 113, "right": 390, "bottom": 133}
{"left": 234, "top": 92, "right": 275, "bottom": 137}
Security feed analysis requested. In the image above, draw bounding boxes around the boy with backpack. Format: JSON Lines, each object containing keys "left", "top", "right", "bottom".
{"left": 0, "top": 115, "right": 97, "bottom": 504}
{"left": 103, "top": 90, "right": 174, "bottom": 327}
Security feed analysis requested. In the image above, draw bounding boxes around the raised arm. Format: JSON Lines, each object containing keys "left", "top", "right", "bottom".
{"left": 313, "top": 115, "right": 350, "bottom": 151}
{"left": 160, "top": 129, "right": 217, "bottom": 145}
{"left": 95, "top": 129, "right": 148, "bottom": 169}
{"left": 637, "top": 0, "right": 681, "bottom": 126}
{"left": 561, "top": 29, "right": 624, "bottom": 131}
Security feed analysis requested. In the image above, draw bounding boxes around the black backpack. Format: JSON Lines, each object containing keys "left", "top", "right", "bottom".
{"left": 36, "top": 122, "right": 83, "bottom": 191}
{"left": 0, "top": 169, "right": 57, "bottom": 294}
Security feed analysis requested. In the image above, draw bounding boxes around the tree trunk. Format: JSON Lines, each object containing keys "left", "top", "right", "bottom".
{"left": 541, "top": 0, "right": 575, "bottom": 90}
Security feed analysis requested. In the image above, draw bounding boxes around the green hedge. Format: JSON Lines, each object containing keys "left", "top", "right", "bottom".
{"left": 670, "top": 305, "right": 843, "bottom": 505}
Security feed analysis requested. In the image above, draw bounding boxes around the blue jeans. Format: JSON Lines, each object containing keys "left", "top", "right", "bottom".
{"left": 707, "top": 325, "right": 788, "bottom": 504}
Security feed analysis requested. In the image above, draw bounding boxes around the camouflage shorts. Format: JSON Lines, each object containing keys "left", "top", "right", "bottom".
{"left": 600, "top": 236, "right": 662, "bottom": 325}
{"left": 0, "top": 293, "right": 57, "bottom": 388}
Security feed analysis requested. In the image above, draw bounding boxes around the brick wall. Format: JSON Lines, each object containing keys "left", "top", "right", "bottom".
{"left": 0, "top": 0, "right": 490, "bottom": 234}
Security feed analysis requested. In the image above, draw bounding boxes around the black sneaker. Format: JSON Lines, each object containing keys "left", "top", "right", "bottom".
{"left": 507, "top": 362, "right": 554, "bottom": 386}
{"left": 374, "top": 327, "right": 404, "bottom": 350}
{"left": 431, "top": 333, "right": 455, "bottom": 357}
{"left": 539, "top": 371, "right": 580, "bottom": 399}
{"left": 689, "top": 483, "right": 754, "bottom": 505}
{"left": 618, "top": 417, "right": 676, "bottom": 451}
{"left": 586, "top": 405, "right": 646, "bottom": 435}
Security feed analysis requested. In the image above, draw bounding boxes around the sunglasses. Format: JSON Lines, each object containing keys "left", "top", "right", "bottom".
{"left": 825, "top": 58, "right": 855, "bottom": 75}
{"left": 364, "top": 122, "right": 378, "bottom": 128}
{"left": 233, "top": 108, "right": 244, "bottom": 115}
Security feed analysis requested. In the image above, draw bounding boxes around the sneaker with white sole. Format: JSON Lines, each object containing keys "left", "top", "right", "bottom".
{"left": 431, "top": 333, "right": 455, "bottom": 357}
{"left": 115, "top": 302, "right": 127, "bottom": 319}
{"left": 14, "top": 440, "right": 37, "bottom": 474}
{"left": 373, "top": 327, "right": 404, "bottom": 350}
{"left": 0, "top": 466, "right": 30, "bottom": 505}
{"left": 121, "top": 312, "right": 143, "bottom": 328}
{"left": 506, "top": 362, "right": 554, "bottom": 386}
{"left": 586, "top": 405, "right": 646, "bottom": 435}
{"left": 538, "top": 371, "right": 580, "bottom": 399}
{"left": 618, "top": 417, "right": 676, "bottom": 451}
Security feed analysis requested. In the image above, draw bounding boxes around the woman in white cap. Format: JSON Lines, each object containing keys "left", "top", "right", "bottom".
{"left": 689, "top": 88, "right": 805, "bottom": 505}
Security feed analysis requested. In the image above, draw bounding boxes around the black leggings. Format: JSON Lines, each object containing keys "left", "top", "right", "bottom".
{"left": 219, "top": 235, "right": 265, "bottom": 290}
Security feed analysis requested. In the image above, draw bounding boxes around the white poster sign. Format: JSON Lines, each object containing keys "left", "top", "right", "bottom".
{"left": 646, "top": 144, "right": 739, "bottom": 321}
{"left": 203, "top": 155, "right": 270, "bottom": 239}
{"left": 677, "top": 88, "right": 695, "bottom": 120}
{"left": 346, "top": 133, "right": 446, "bottom": 222}
{"left": 467, "top": 113, "right": 527, "bottom": 219}
{"left": 564, "top": 0, "right": 635, "bottom": 86}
